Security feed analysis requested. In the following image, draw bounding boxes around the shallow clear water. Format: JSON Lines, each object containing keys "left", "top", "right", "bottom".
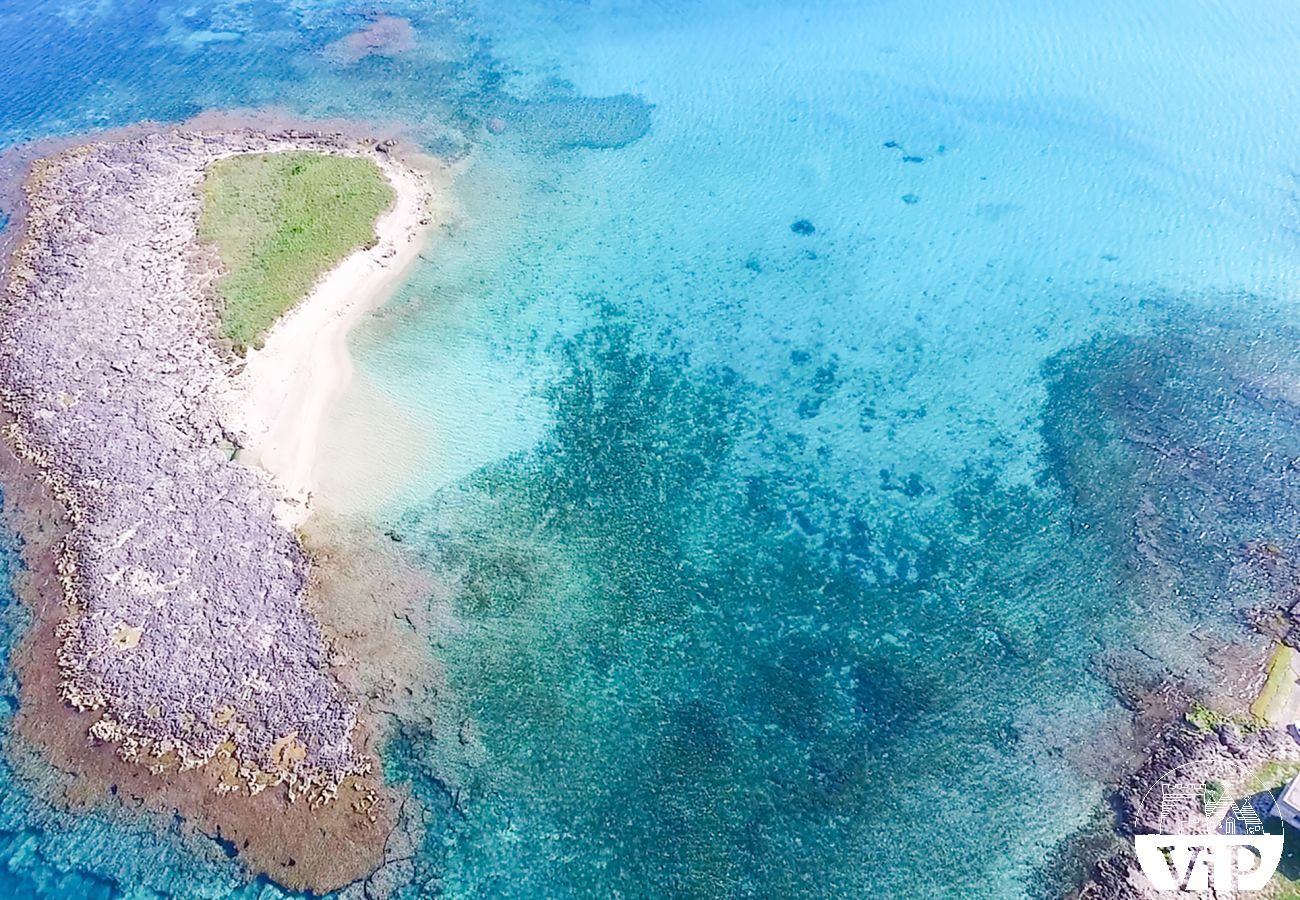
{"left": 5, "top": 0, "right": 1300, "bottom": 896}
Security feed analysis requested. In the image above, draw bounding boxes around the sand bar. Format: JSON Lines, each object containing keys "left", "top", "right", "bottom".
{"left": 224, "top": 148, "right": 440, "bottom": 526}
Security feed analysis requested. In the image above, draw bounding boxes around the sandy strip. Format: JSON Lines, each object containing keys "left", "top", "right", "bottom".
{"left": 225, "top": 149, "right": 443, "bottom": 526}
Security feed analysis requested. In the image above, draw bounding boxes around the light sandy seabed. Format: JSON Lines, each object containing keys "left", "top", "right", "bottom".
{"left": 224, "top": 150, "right": 450, "bottom": 525}
{"left": 315, "top": 369, "right": 439, "bottom": 517}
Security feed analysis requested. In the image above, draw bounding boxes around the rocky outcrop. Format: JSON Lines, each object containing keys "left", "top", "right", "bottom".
{"left": 1038, "top": 319, "right": 1300, "bottom": 898}
{"left": 0, "top": 128, "right": 390, "bottom": 797}
{"left": 1078, "top": 723, "right": 1300, "bottom": 898}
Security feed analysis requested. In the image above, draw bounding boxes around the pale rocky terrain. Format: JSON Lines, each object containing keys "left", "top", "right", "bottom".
{"left": 0, "top": 128, "right": 395, "bottom": 794}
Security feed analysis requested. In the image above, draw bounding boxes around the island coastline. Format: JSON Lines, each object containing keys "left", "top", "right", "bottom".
{"left": 0, "top": 119, "right": 446, "bottom": 893}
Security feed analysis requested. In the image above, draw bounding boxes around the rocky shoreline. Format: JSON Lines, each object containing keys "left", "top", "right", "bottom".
{"left": 1064, "top": 575, "right": 1300, "bottom": 897}
{"left": 1088, "top": 730, "right": 1300, "bottom": 897}
{"left": 1023, "top": 319, "right": 1300, "bottom": 898}
{"left": 0, "top": 123, "right": 433, "bottom": 891}
{"left": 1059, "top": 601, "right": 1300, "bottom": 897}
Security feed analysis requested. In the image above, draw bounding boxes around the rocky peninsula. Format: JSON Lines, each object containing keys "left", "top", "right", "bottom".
{"left": 0, "top": 123, "right": 438, "bottom": 891}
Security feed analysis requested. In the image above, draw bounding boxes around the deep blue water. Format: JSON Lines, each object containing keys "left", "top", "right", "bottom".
{"left": 6, "top": 0, "right": 1300, "bottom": 896}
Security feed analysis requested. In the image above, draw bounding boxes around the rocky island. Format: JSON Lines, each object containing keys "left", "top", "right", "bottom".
{"left": 0, "top": 123, "right": 438, "bottom": 892}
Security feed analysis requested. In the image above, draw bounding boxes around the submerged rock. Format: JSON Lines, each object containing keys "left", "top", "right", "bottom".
{"left": 484, "top": 92, "right": 653, "bottom": 151}
{"left": 324, "top": 15, "right": 416, "bottom": 65}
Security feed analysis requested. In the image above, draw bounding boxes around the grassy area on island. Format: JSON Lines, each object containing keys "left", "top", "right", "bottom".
{"left": 199, "top": 151, "right": 394, "bottom": 351}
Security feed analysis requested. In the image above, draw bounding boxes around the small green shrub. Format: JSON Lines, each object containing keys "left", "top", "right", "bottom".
{"left": 1202, "top": 779, "right": 1225, "bottom": 814}
{"left": 1187, "top": 702, "right": 1227, "bottom": 733}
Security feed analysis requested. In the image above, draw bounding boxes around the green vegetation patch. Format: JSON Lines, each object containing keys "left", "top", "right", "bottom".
{"left": 199, "top": 151, "right": 394, "bottom": 351}
{"left": 1255, "top": 759, "right": 1300, "bottom": 793}
{"left": 1201, "top": 779, "right": 1226, "bottom": 814}
{"left": 1186, "top": 700, "right": 1262, "bottom": 735}
{"left": 1253, "top": 644, "right": 1298, "bottom": 724}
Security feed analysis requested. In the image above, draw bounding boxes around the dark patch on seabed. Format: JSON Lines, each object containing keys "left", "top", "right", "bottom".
{"left": 363, "top": 300, "right": 1244, "bottom": 897}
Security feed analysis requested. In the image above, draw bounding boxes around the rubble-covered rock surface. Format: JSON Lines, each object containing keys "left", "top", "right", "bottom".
{"left": 0, "top": 129, "right": 380, "bottom": 792}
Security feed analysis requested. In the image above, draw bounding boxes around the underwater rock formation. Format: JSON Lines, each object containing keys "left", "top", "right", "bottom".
{"left": 324, "top": 15, "right": 417, "bottom": 64}
{"left": 484, "top": 91, "right": 654, "bottom": 151}
{"left": 1040, "top": 319, "right": 1300, "bottom": 896}
{"left": 1041, "top": 321, "right": 1300, "bottom": 625}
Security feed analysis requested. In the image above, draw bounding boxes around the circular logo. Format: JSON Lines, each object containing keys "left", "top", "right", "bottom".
{"left": 1134, "top": 759, "right": 1287, "bottom": 892}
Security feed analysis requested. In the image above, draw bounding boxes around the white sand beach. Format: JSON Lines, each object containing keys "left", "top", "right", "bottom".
{"left": 225, "top": 149, "right": 443, "bottom": 526}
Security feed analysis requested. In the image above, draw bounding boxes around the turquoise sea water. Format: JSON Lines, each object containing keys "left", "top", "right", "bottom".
{"left": 6, "top": 0, "right": 1300, "bottom": 896}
